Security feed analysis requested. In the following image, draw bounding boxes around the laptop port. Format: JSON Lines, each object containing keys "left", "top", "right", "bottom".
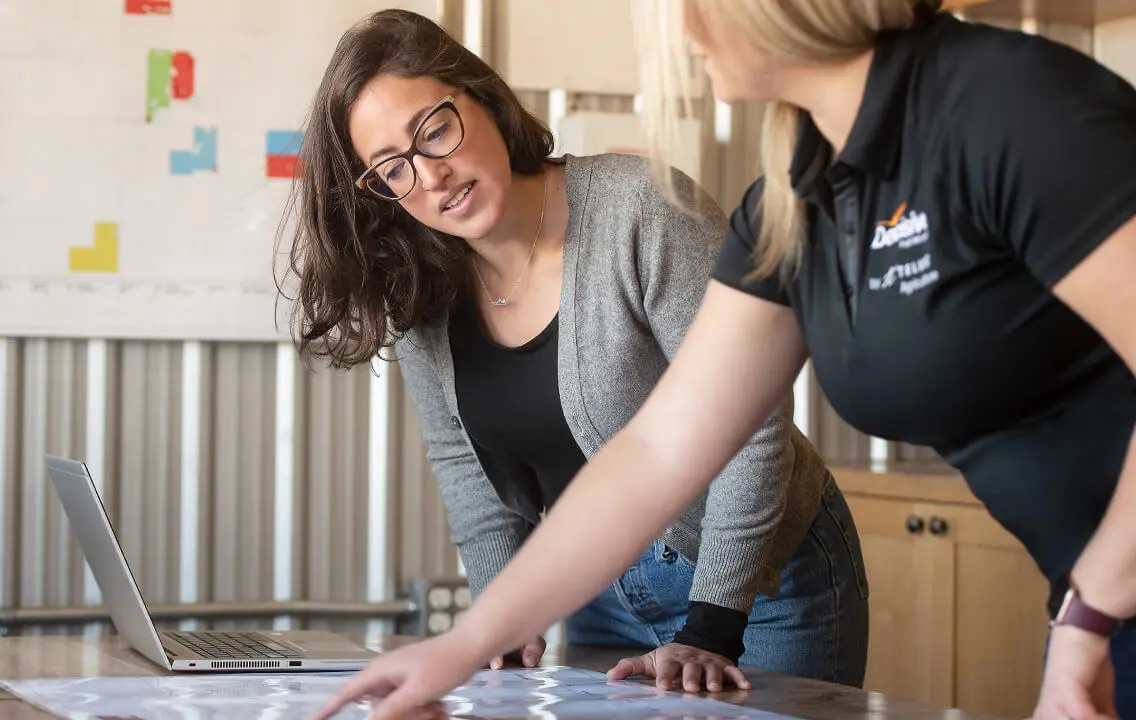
{"left": 289, "top": 661, "right": 301, "bottom": 667}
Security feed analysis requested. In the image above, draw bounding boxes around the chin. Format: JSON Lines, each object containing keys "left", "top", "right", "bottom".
{"left": 452, "top": 219, "right": 494, "bottom": 241}
{"left": 450, "top": 205, "right": 504, "bottom": 241}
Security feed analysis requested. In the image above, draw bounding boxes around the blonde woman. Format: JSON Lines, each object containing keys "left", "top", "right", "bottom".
{"left": 314, "top": 2, "right": 1136, "bottom": 719}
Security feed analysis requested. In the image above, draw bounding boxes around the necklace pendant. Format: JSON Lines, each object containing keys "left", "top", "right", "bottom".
{"left": 490, "top": 298, "right": 508, "bottom": 307}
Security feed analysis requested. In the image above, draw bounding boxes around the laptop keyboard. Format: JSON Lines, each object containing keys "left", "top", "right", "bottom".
{"left": 166, "top": 631, "right": 305, "bottom": 660}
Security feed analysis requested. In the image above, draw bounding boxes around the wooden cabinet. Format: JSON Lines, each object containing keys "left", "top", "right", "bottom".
{"left": 834, "top": 466, "right": 1052, "bottom": 720}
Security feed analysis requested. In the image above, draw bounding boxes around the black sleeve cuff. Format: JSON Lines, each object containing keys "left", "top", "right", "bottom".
{"left": 673, "top": 601, "right": 749, "bottom": 664}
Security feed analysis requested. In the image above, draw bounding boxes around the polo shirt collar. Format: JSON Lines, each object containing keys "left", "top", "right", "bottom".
{"left": 789, "top": 18, "right": 936, "bottom": 200}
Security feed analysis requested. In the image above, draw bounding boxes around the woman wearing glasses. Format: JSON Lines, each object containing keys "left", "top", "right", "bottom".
{"left": 311, "top": 2, "right": 1136, "bottom": 720}
{"left": 284, "top": 7, "right": 869, "bottom": 697}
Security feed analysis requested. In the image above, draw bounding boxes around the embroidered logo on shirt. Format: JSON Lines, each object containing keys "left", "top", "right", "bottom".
{"left": 871, "top": 202, "right": 930, "bottom": 250}
{"left": 868, "top": 252, "right": 940, "bottom": 295}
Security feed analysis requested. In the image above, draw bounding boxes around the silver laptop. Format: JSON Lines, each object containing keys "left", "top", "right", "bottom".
{"left": 45, "top": 454, "right": 377, "bottom": 672}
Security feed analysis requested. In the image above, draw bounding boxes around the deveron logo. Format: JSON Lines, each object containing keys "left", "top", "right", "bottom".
{"left": 871, "top": 202, "right": 930, "bottom": 250}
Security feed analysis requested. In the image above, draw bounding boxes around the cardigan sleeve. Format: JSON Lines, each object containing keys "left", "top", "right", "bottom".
{"left": 394, "top": 333, "right": 534, "bottom": 598}
{"left": 635, "top": 167, "right": 798, "bottom": 621}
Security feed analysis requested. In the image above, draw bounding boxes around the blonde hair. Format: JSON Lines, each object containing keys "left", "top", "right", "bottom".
{"left": 634, "top": 0, "right": 923, "bottom": 282}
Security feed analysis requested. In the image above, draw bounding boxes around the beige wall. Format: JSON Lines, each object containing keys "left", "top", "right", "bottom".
{"left": 1096, "top": 15, "right": 1136, "bottom": 81}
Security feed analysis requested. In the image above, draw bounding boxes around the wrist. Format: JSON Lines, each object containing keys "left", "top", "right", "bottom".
{"left": 1051, "top": 574, "right": 1126, "bottom": 639}
{"left": 452, "top": 605, "right": 502, "bottom": 664}
{"left": 1048, "top": 622, "right": 1112, "bottom": 663}
{"left": 674, "top": 601, "right": 748, "bottom": 663}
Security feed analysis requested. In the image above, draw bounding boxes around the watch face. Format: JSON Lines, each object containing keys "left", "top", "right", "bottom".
{"left": 1056, "top": 588, "right": 1076, "bottom": 622}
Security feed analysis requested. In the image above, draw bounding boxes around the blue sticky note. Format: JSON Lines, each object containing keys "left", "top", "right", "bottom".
{"left": 170, "top": 126, "right": 218, "bottom": 175}
{"left": 266, "top": 129, "right": 303, "bottom": 157}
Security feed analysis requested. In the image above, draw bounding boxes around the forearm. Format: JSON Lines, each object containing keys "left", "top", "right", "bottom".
{"left": 457, "top": 427, "right": 718, "bottom": 661}
{"left": 458, "top": 530, "right": 526, "bottom": 598}
{"left": 450, "top": 286, "right": 807, "bottom": 663}
{"left": 1070, "top": 428, "right": 1136, "bottom": 618}
{"left": 685, "top": 397, "right": 802, "bottom": 612}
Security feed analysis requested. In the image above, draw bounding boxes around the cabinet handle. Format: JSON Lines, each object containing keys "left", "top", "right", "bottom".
{"left": 929, "top": 516, "right": 949, "bottom": 536}
{"left": 905, "top": 515, "right": 925, "bottom": 534}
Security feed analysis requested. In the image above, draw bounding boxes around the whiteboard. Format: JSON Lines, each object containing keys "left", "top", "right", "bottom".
{"left": 0, "top": 0, "right": 439, "bottom": 341}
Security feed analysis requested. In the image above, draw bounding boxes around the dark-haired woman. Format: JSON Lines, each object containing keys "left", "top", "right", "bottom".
{"left": 312, "top": 2, "right": 1136, "bottom": 720}
{"left": 283, "top": 8, "right": 868, "bottom": 696}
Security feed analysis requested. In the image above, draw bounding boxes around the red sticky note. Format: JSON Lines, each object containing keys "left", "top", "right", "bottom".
{"left": 170, "top": 51, "right": 194, "bottom": 100}
{"left": 266, "top": 155, "right": 302, "bottom": 179}
{"left": 125, "top": 0, "right": 171, "bottom": 14}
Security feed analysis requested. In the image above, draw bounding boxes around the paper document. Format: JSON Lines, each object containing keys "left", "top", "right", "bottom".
{"left": 2, "top": 666, "right": 800, "bottom": 719}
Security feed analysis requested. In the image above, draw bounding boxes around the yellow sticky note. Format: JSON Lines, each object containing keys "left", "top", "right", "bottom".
{"left": 70, "top": 222, "right": 119, "bottom": 273}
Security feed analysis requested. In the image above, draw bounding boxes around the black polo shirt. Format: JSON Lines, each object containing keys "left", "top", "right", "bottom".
{"left": 713, "top": 14, "right": 1136, "bottom": 593}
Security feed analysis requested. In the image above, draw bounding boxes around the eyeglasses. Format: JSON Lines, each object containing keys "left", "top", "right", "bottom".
{"left": 354, "top": 94, "right": 466, "bottom": 201}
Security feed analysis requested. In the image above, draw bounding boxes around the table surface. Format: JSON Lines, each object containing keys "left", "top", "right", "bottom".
{"left": 0, "top": 633, "right": 1000, "bottom": 719}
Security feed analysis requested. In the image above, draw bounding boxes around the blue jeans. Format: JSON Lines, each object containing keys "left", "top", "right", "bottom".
{"left": 565, "top": 476, "right": 871, "bottom": 687}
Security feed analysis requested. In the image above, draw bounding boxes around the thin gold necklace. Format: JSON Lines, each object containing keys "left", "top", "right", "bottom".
{"left": 473, "top": 170, "right": 548, "bottom": 307}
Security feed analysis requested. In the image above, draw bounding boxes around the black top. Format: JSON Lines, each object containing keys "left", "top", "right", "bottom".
{"left": 450, "top": 301, "right": 585, "bottom": 509}
{"left": 450, "top": 300, "right": 749, "bottom": 660}
{"left": 713, "top": 14, "right": 1136, "bottom": 602}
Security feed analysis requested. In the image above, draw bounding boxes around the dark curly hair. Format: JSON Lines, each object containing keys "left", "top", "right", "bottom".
{"left": 278, "top": 9, "right": 554, "bottom": 369}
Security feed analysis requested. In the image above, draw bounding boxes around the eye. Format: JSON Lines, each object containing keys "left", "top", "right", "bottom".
{"left": 382, "top": 159, "right": 407, "bottom": 182}
{"left": 423, "top": 122, "right": 450, "bottom": 144}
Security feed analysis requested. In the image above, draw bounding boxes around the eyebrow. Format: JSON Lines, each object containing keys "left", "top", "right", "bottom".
{"left": 368, "top": 103, "right": 436, "bottom": 164}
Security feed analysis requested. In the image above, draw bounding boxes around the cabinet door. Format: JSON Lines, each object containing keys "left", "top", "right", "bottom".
{"left": 917, "top": 502, "right": 1050, "bottom": 719}
{"left": 845, "top": 495, "right": 955, "bottom": 706}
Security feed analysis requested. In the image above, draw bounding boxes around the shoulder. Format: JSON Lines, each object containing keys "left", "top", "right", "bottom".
{"left": 566, "top": 152, "right": 719, "bottom": 222}
{"left": 394, "top": 323, "right": 445, "bottom": 370}
{"left": 919, "top": 16, "right": 1136, "bottom": 124}
{"left": 568, "top": 151, "right": 656, "bottom": 192}
{"left": 723, "top": 176, "right": 766, "bottom": 256}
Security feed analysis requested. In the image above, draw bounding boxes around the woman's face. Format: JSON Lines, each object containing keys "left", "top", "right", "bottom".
{"left": 348, "top": 74, "right": 513, "bottom": 240}
{"left": 684, "top": 0, "right": 779, "bottom": 103}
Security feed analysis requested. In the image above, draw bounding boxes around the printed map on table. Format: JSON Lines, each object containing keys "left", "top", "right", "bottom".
{"left": 1, "top": 666, "right": 799, "bottom": 720}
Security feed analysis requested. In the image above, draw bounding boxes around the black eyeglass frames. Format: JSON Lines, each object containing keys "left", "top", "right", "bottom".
{"left": 354, "top": 94, "right": 466, "bottom": 201}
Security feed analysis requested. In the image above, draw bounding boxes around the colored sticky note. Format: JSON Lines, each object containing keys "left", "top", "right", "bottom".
{"left": 70, "top": 223, "right": 119, "bottom": 273}
{"left": 266, "top": 130, "right": 304, "bottom": 179}
{"left": 266, "top": 155, "right": 300, "bottom": 179}
{"left": 125, "top": 0, "right": 171, "bottom": 14}
{"left": 145, "top": 50, "right": 171, "bottom": 122}
{"left": 266, "top": 130, "right": 303, "bottom": 157}
{"left": 170, "top": 126, "right": 217, "bottom": 175}
{"left": 170, "top": 51, "right": 194, "bottom": 99}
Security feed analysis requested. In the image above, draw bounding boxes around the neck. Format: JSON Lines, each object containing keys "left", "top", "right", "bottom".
{"left": 467, "top": 168, "right": 549, "bottom": 280}
{"left": 777, "top": 49, "right": 874, "bottom": 156}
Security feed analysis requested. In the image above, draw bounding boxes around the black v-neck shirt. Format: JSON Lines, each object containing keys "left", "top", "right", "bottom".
{"left": 713, "top": 14, "right": 1136, "bottom": 601}
{"left": 449, "top": 299, "right": 749, "bottom": 659}
{"left": 450, "top": 300, "right": 586, "bottom": 511}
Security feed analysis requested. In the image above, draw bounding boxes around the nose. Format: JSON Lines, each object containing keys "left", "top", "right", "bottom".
{"left": 414, "top": 155, "right": 451, "bottom": 191}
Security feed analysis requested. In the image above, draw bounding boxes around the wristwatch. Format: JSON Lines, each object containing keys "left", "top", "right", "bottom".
{"left": 1051, "top": 581, "right": 1121, "bottom": 638}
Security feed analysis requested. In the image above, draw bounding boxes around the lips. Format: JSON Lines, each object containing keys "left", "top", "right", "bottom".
{"left": 440, "top": 181, "right": 475, "bottom": 212}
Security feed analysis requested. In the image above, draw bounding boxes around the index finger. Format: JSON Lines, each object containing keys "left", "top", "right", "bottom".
{"left": 311, "top": 673, "right": 395, "bottom": 720}
{"left": 365, "top": 685, "right": 435, "bottom": 720}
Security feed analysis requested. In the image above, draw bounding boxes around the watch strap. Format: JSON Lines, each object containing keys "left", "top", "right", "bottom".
{"left": 1053, "top": 586, "right": 1120, "bottom": 638}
